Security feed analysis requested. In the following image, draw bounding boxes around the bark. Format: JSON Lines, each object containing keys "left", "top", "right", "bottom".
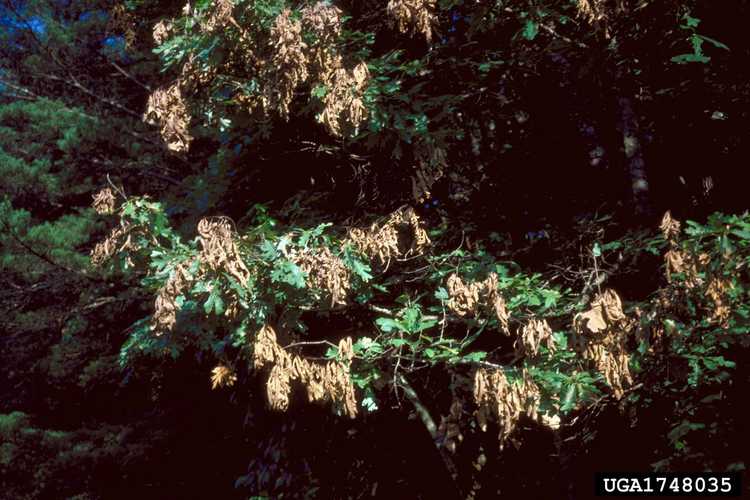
{"left": 397, "top": 374, "right": 463, "bottom": 499}
{"left": 617, "top": 96, "right": 653, "bottom": 216}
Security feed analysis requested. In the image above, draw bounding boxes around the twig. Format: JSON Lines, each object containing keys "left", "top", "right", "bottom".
{"left": 107, "top": 174, "right": 128, "bottom": 199}
{"left": 592, "top": 250, "right": 602, "bottom": 296}
{"left": 393, "top": 344, "right": 403, "bottom": 404}
{"left": 283, "top": 339, "right": 338, "bottom": 349}
{"left": 39, "top": 73, "right": 142, "bottom": 118}
{"left": 0, "top": 77, "right": 40, "bottom": 99}
{"left": 539, "top": 22, "right": 589, "bottom": 49}
{"left": 110, "top": 61, "right": 152, "bottom": 92}
{"left": 396, "top": 374, "right": 437, "bottom": 437}
{"left": 369, "top": 304, "right": 394, "bottom": 316}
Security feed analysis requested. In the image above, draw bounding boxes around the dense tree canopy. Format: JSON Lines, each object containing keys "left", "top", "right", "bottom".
{"left": 1, "top": 0, "right": 749, "bottom": 498}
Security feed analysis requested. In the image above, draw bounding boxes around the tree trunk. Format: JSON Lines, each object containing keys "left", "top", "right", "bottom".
{"left": 617, "top": 96, "right": 653, "bottom": 217}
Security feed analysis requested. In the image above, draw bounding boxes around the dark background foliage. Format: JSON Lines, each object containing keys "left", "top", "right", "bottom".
{"left": 1, "top": 0, "right": 749, "bottom": 498}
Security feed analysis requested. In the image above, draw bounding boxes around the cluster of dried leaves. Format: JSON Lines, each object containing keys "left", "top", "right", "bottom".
{"left": 179, "top": 56, "right": 217, "bottom": 96}
{"left": 387, "top": 0, "right": 437, "bottom": 42}
{"left": 91, "top": 209, "right": 253, "bottom": 334}
{"left": 346, "top": 207, "right": 430, "bottom": 267}
{"left": 90, "top": 221, "right": 138, "bottom": 267}
{"left": 92, "top": 187, "right": 116, "bottom": 215}
{"left": 573, "top": 289, "right": 633, "bottom": 398}
{"left": 143, "top": 84, "right": 193, "bottom": 153}
{"left": 152, "top": 19, "right": 172, "bottom": 45}
{"left": 437, "top": 398, "right": 464, "bottom": 453}
{"left": 660, "top": 211, "right": 732, "bottom": 325}
{"left": 148, "top": 2, "right": 370, "bottom": 147}
{"left": 289, "top": 246, "right": 351, "bottom": 308}
{"left": 576, "top": 0, "right": 623, "bottom": 30}
{"left": 211, "top": 364, "right": 238, "bottom": 389}
{"left": 445, "top": 272, "right": 509, "bottom": 332}
{"left": 316, "top": 61, "right": 370, "bottom": 137}
{"left": 411, "top": 140, "right": 447, "bottom": 202}
{"left": 300, "top": 3, "right": 370, "bottom": 136}
{"left": 151, "top": 217, "right": 251, "bottom": 334}
{"left": 473, "top": 368, "right": 546, "bottom": 448}
{"left": 516, "top": 318, "right": 556, "bottom": 357}
{"left": 259, "top": 9, "right": 310, "bottom": 120}
{"left": 706, "top": 277, "right": 732, "bottom": 326}
{"left": 197, "top": 217, "right": 250, "bottom": 284}
{"left": 152, "top": 258, "right": 196, "bottom": 333}
{"left": 200, "top": 0, "right": 241, "bottom": 33}
{"left": 253, "top": 325, "right": 358, "bottom": 418}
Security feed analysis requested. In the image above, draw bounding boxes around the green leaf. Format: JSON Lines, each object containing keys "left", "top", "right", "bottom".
{"left": 348, "top": 256, "right": 373, "bottom": 282}
{"left": 204, "top": 290, "right": 215, "bottom": 314}
{"left": 541, "top": 289, "right": 560, "bottom": 309}
{"left": 730, "top": 228, "right": 750, "bottom": 240}
{"left": 671, "top": 53, "right": 710, "bottom": 64}
{"left": 462, "top": 351, "right": 487, "bottom": 362}
{"left": 522, "top": 20, "right": 539, "bottom": 41}
{"left": 389, "top": 338, "right": 408, "bottom": 348}
{"left": 311, "top": 84, "right": 328, "bottom": 99}
{"left": 601, "top": 241, "right": 622, "bottom": 251}
{"left": 361, "top": 395, "right": 379, "bottom": 412}
{"left": 270, "top": 260, "right": 306, "bottom": 288}
{"left": 697, "top": 34, "right": 729, "bottom": 51}
{"left": 213, "top": 293, "right": 224, "bottom": 315}
{"left": 376, "top": 317, "right": 400, "bottom": 333}
{"left": 684, "top": 15, "right": 701, "bottom": 28}
{"left": 561, "top": 384, "right": 577, "bottom": 412}
{"left": 434, "top": 287, "right": 449, "bottom": 301}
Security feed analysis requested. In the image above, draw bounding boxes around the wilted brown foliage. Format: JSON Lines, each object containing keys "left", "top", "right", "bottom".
{"left": 411, "top": 141, "right": 447, "bottom": 202}
{"left": 90, "top": 222, "right": 137, "bottom": 267}
{"left": 152, "top": 258, "right": 196, "bottom": 334}
{"left": 252, "top": 325, "right": 358, "bottom": 417}
{"left": 516, "top": 318, "right": 555, "bottom": 357}
{"left": 201, "top": 0, "right": 240, "bottom": 33}
{"left": 576, "top": 0, "right": 624, "bottom": 33}
{"left": 300, "top": 3, "right": 370, "bottom": 136}
{"left": 143, "top": 84, "right": 193, "bottom": 153}
{"left": 658, "top": 212, "right": 732, "bottom": 325}
{"left": 316, "top": 62, "right": 370, "bottom": 137}
{"left": 92, "top": 188, "right": 116, "bottom": 215}
{"left": 346, "top": 207, "right": 430, "bottom": 266}
{"left": 179, "top": 57, "right": 217, "bottom": 95}
{"left": 152, "top": 19, "right": 172, "bottom": 45}
{"left": 387, "top": 0, "right": 437, "bottom": 42}
{"left": 437, "top": 398, "right": 464, "bottom": 453}
{"left": 197, "top": 217, "right": 250, "bottom": 284}
{"left": 660, "top": 210, "right": 681, "bottom": 243}
{"left": 706, "top": 277, "right": 732, "bottom": 326}
{"left": 262, "top": 9, "right": 309, "bottom": 119}
{"left": 473, "top": 368, "right": 543, "bottom": 448}
{"left": 290, "top": 246, "right": 351, "bottom": 308}
{"left": 211, "top": 364, "right": 238, "bottom": 389}
{"left": 446, "top": 273, "right": 509, "bottom": 332}
{"left": 573, "top": 289, "right": 633, "bottom": 398}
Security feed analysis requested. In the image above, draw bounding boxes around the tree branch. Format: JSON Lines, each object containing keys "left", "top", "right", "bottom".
{"left": 110, "top": 61, "right": 152, "bottom": 92}
{"left": 0, "top": 219, "right": 98, "bottom": 282}
{"left": 396, "top": 374, "right": 463, "bottom": 497}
